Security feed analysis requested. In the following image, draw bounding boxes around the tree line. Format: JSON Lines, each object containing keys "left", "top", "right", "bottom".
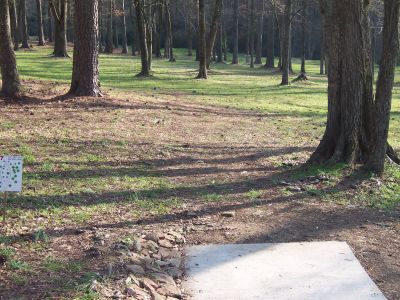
{"left": 0, "top": 0, "right": 399, "bottom": 176}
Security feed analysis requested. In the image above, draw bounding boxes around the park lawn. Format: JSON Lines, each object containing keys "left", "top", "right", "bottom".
{"left": 0, "top": 46, "right": 399, "bottom": 299}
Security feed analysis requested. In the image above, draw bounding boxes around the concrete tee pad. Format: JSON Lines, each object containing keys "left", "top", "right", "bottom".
{"left": 184, "top": 241, "right": 386, "bottom": 300}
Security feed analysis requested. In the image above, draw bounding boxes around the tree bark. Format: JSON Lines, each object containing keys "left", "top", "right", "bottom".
{"left": 232, "top": 0, "right": 239, "bottom": 64}
{"left": 280, "top": 0, "right": 292, "bottom": 85}
{"left": 165, "top": 1, "right": 174, "bottom": 62}
{"left": 36, "top": 0, "right": 46, "bottom": 46}
{"left": 112, "top": 0, "right": 119, "bottom": 49}
{"left": 0, "top": 0, "right": 21, "bottom": 96}
{"left": 69, "top": 0, "right": 101, "bottom": 97}
{"left": 49, "top": 0, "right": 68, "bottom": 57}
{"left": 20, "top": 0, "right": 29, "bottom": 48}
{"left": 205, "top": 0, "right": 223, "bottom": 69}
{"left": 249, "top": 0, "right": 255, "bottom": 68}
{"left": 105, "top": 0, "right": 113, "bottom": 53}
{"left": 133, "top": 0, "right": 149, "bottom": 76}
{"left": 9, "top": 0, "right": 19, "bottom": 51}
{"left": 121, "top": 0, "right": 128, "bottom": 54}
{"left": 196, "top": 0, "right": 207, "bottom": 79}
{"left": 265, "top": 10, "right": 274, "bottom": 68}
{"left": 129, "top": 2, "right": 136, "bottom": 56}
{"left": 300, "top": 0, "right": 307, "bottom": 73}
{"left": 366, "top": 0, "right": 400, "bottom": 174}
{"left": 255, "top": 0, "right": 264, "bottom": 65}
{"left": 309, "top": 0, "right": 374, "bottom": 165}
{"left": 47, "top": 0, "right": 54, "bottom": 43}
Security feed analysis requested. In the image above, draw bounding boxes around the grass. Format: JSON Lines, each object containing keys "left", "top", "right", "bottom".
{"left": 13, "top": 47, "right": 400, "bottom": 149}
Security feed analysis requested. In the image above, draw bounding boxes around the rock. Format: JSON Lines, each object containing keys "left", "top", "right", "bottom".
{"left": 145, "top": 240, "right": 159, "bottom": 251}
{"left": 164, "top": 258, "right": 181, "bottom": 268}
{"left": 140, "top": 277, "right": 159, "bottom": 290}
{"left": 85, "top": 247, "right": 101, "bottom": 258}
{"left": 279, "top": 181, "right": 291, "bottom": 186}
{"left": 126, "top": 285, "right": 151, "bottom": 299}
{"left": 126, "top": 264, "right": 145, "bottom": 275}
{"left": 150, "top": 272, "right": 176, "bottom": 286}
{"left": 287, "top": 186, "right": 302, "bottom": 192}
{"left": 159, "top": 239, "right": 173, "bottom": 249}
{"left": 164, "top": 267, "right": 183, "bottom": 279}
{"left": 133, "top": 238, "right": 143, "bottom": 252}
{"left": 157, "top": 284, "right": 181, "bottom": 298}
{"left": 150, "top": 290, "right": 165, "bottom": 300}
{"left": 158, "top": 248, "right": 181, "bottom": 260}
{"left": 145, "top": 233, "right": 160, "bottom": 243}
{"left": 221, "top": 211, "right": 236, "bottom": 218}
{"left": 126, "top": 275, "right": 141, "bottom": 286}
{"left": 167, "top": 231, "right": 185, "bottom": 244}
{"left": 129, "top": 252, "right": 145, "bottom": 265}
{"left": 112, "top": 291, "right": 123, "bottom": 299}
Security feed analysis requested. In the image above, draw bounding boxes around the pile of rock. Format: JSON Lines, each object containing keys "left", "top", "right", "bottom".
{"left": 91, "top": 230, "right": 186, "bottom": 300}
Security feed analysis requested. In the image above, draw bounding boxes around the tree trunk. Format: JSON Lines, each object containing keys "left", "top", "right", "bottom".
{"left": 105, "top": 0, "right": 113, "bottom": 53}
{"left": 121, "top": 0, "right": 128, "bottom": 54}
{"left": 129, "top": 2, "right": 136, "bottom": 56}
{"left": 280, "top": 0, "right": 292, "bottom": 85}
{"left": 69, "top": 0, "right": 101, "bottom": 97}
{"left": 216, "top": 20, "right": 223, "bottom": 63}
{"left": 112, "top": 1, "right": 119, "bottom": 49}
{"left": 265, "top": 10, "right": 274, "bottom": 68}
{"left": 319, "top": 11, "right": 325, "bottom": 75}
{"left": 309, "top": 0, "right": 374, "bottom": 165}
{"left": 50, "top": 0, "right": 68, "bottom": 57}
{"left": 133, "top": 0, "right": 149, "bottom": 76}
{"left": 9, "top": 0, "right": 19, "bottom": 51}
{"left": 66, "top": 0, "right": 73, "bottom": 43}
{"left": 165, "top": 1, "right": 174, "bottom": 62}
{"left": 206, "top": 0, "right": 223, "bottom": 69}
{"left": 232, "top": 0, "right": 239, "bottom": 64}
{"left": 300, "top": 0, "right": 306, "bottom": 73}
{"left": 0, "top": 0, "right": 21, "bottom": 97}
{"left": 187, "top": 19, "right": 193, "bottom": 56}
{"left": 249, "top": 0, "right": 255, "bottom": 68}
{"left": 366, "top": 0, "right": 400, "bottom": 174}
{"left": 255, "top": 0, "right": 264, "bottom": 65}
{"left": 36, "top": 0, "right": 46, "bottom": 46}
{"left": 20, "top": 0, "right": 29, "bottom": 48}
{"left": 47, "top": 1, "right": 54, "bottom": 43}
{"left": 196, "top": 0, "right": 207, "bottom": 79}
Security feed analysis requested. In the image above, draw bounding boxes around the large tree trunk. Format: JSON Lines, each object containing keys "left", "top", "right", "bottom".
{"left": 255, "top": 0, "right": 264, "bottom": 65}
{"left": 0, "top": 0, "right": 21, "bottom": 97}
{"left": 232, "top": 0, "right": 239, "bottom": 64}
{"left": 205, "top": 0, "right": 223, "bottom": 69}
{"left": 366, "top": 0, "right": 400, "bottom": 175}
{"left": 309, "top": 0, "right": 374, "bottom": 164}
{"left": 133, "top": 0, "right": 149, "bottom": 76}
{"left": 265, "top": 10, "right": 274, "bottom": 68}
{"left": 105, "top": 0, "right": 113, "bottom": 53}
{"left": 280, "top": 0, "right": 292, "bottom": 85}
{"left": 9, "top": 0, "right": 19, "bottom": 51}
{"left": 20, "top": 0, "right": 29, "bottom": 48}
{"left": 50, "top": 0, "right": 68, "bottom": 57}
{"left": 68, "top": 0, "right": 101, "bottom": 97}
{"left": 216, "top": 19, "right": 223, "bottom": 63}
{"left": 36, "top": 0, "right": 46, "bottom": 46}
{"left": 196, "top": 0, "right": 207, "bottom": 79}
{"left": 121, "top": 0, "right": 128, "bottom": 54}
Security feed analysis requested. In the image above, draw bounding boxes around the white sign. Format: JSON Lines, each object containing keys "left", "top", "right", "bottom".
{"left": 0, "top": 156, "right": 23, "bottom": 192}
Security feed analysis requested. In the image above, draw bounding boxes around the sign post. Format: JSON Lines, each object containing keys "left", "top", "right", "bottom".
{"left": 0, "top": 156, "right": 23, "bottom": 224}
